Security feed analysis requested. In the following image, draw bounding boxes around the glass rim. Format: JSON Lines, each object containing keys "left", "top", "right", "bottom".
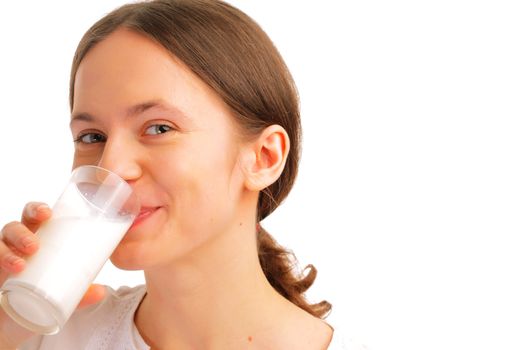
{"left": 69, "top": 165, "right": 140, "bottom": 218}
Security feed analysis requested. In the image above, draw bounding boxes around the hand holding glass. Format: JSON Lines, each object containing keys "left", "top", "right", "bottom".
{"left": 0, "top": 166, "right": 139, "bottom": 335}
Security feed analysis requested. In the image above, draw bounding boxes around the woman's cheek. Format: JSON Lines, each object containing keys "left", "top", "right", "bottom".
{"left": 73, "top": 150, "right": 102, "bottom": 168}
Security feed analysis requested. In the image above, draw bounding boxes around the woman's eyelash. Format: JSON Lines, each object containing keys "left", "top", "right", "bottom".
{"left": 73, "top": 124, "right": 175, "bottom": 144}
{"left": 144, "top": 124, "right": 174, "bottom": 135}
{"left": 73, "top": 133, "right": 107, "bottom": 144}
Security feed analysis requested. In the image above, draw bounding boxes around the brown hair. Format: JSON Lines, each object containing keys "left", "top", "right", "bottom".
{"left": 69, "top": 0, "right": 331, "bottom": 319}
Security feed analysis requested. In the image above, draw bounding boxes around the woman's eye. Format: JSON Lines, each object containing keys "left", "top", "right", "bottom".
{"left": 74, "top": 133, "right": 107, "bottom": 144}
{"left": 144, "top": 124, "right": 174, "bottom": 135}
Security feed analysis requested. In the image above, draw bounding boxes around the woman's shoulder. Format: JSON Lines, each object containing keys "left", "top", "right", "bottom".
{"left": 20, "top": 284, "right": 147, "bottom": 350}
{"left": 328, "top": 328, "right": 368, "bottom": 350}
{"left": 325, "top": 314, "right": 369, "bottom": 350}
{"left": 68, "top": 284, "right": 146, "bottom": 325}
{"left": 101, "top": 284, "right": 147, "bottom": 304}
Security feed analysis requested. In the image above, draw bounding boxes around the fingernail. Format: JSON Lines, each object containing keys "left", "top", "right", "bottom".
{"left": 21, "top": 236, "right": 36, "bottom": 248}
{"left": 5, "top": 255, "right": 23, "bottom": 267}
{"left": 30, "top": 206, "right": 38, "bottom": 218}
{"left": 37, "top": 204, "right": 50, "bottom": 212}
{"left": 35, "top": 204, "right": 50, "bottom": 216}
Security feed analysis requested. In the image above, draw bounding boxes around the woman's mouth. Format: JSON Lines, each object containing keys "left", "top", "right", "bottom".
{"left": 130, "top": 207, "right": 161, "bottom": 228}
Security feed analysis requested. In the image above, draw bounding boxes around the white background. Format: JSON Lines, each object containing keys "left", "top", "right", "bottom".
{"left": 1, "top": 1, "right": 524, "bottom": 349}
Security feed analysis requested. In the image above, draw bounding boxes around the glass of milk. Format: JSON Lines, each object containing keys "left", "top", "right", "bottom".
{"left": 0, "top": 165, "right": 139, "bottom": 335}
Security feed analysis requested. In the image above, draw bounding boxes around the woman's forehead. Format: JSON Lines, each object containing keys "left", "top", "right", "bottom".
{"left": 72, "top": 29, "right": 231, "bottom": 124}
{"left": 75, "top": 29, "right": 185, "bottom": 93}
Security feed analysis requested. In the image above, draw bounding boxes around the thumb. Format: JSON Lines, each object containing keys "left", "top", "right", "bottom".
{"left": 77, "top": 284, "right": 106, "bottom": 309}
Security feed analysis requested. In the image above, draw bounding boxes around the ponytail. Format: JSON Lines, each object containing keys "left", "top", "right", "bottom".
{"left": 257, "top": 225, "right": 332, "bottom": 319}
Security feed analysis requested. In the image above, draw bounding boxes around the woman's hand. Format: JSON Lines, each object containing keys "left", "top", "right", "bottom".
{"left": 0, "top": 202, "right": 106, "bottom": 348}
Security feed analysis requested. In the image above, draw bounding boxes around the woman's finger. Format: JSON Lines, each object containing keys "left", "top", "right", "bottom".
{"left": 0, "top": 231, "right": 25, "bottom": 275}
{"left": 20, "top": 202, "right": 52, "bottom": 233}
{"left": 77, "top": 284, "right": 107, "bottom": 309}
{"left": 0, "top": 221, "right": 39, "bottom": 257}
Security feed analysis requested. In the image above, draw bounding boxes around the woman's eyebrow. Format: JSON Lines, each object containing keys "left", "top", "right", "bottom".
{"left": 126, "top": 100, "right": 189, "bottom": 120}
{"left": 70, "top": 112, "right": 94, "bottom": 126}
{"left": 70, "top": 100, "right": 188, "bottom": 126}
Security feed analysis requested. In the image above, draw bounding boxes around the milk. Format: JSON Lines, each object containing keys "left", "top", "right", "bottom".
{"left": 0, "top": 165, "right": 138, "bottom": 334}
{"left": 2, "top": 216, "right": 131, "bottom": 332}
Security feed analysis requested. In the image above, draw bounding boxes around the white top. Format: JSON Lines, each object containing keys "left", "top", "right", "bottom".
{"left": 20, "top": 285, "right": 365, "bottom": 350}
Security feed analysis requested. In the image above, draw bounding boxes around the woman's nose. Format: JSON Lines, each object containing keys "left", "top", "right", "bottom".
{"left": 97, "top": 136, "right": 142, "bottom": 182}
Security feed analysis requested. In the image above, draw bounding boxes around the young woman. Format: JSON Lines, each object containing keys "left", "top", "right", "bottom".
{"left": 0, "top": 1, "right": 359, "bottom": 348}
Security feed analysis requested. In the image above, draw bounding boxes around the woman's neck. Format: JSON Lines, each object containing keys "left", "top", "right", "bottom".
{"left": 134, "top": 223, "right": 289, "bottom": 349}
{"left": 133, "top": 211, "right": 333, "bottom": 349}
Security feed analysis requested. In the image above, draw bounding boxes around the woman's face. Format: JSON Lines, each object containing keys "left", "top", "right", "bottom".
{"left": 70, "top": 29, "right": 250, "bottom": 270}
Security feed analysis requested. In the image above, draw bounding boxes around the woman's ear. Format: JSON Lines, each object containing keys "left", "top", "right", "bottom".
{"left": 241, "top": 125, "right": 290, "bottom": 191}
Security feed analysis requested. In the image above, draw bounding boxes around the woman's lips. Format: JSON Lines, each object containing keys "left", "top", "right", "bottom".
{"left": 131, "top": 207, "right": 160, "bottom": 228}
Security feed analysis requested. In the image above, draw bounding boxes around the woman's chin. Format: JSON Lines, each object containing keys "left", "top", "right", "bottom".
{"left": 109, "top": 243, "right": 150, "bottom": 271}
